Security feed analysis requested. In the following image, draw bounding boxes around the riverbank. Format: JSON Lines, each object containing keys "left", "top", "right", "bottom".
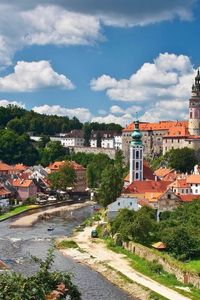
{"left": 10, "top": 201, "right": 94, "bottom": 228}
{"left": 58, "top": 225, "right": 191, "bottom": 300}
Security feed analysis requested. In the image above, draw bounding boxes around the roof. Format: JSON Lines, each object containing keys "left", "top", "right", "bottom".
{"left": 186, "top": 174, "right": 200, "bottom": 184}
{"left": 152, "top": 242, "right": 166, "bottom": 250}
{"left": 124, "top": 160, "right": 155, "bottom": 182}
{"left": 163, "top": 125, "right": 189, "bottom": 138}
{"left": 123, "top": 120, "right": 188, "bottom": 132}
{"left": 64, "top": 129, "right": 84, "bottom": 138}
{"left": 154, "top": 167, "right": 173, "bottom": 178}
{"left": 124, "top": 180, "right": 171, "bottom": 194}
{"left": 179, "top": 195, "right": 199, "bottom": 202}
{"left": 0, "top": 162, "right": 12, "bottom": 172}
{"left": 12, "top": 179, "right": 33, "bottom": 188}
{"left": 144, "top": 192, "right": 163, "bottom": 203}
{"left": 169, "top": 178, "right": 190, "bottom": 189}
{"left": 48, "top": 160, "right": 85, "bottom": 171}
{"left": 11, "top": 164, "right": 28, "bottom": 172}
{"left": 91, "top": 130, "right": 121, "bottom": 139}
{"left": 0, "top": 186, "right": 11, "bottom": 196}
{"left": 162, "top": 171, "right": 180, "bottom": 182}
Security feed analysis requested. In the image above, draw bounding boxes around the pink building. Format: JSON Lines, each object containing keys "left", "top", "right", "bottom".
{"left": 12, "top": 179, "right": 37, "bottom": 201}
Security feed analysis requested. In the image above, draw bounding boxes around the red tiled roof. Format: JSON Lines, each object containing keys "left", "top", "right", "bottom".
{"left": 179, "top": 195, "right": 200, "bottom": 202}
{"left": 154, "top": 167, "right": 173, "bottom": 178}
{"left": 162, "top": 171, "right": 180, "bottom": 182}
{"left": 124, "top": 160, "right": 155, "bottom": 182}
{"left": 12, "top": 179, "right": 33, "bottom": 188}
{"left": 169, "top": 178, "right": 190, "bottom": 189}
{"left": 186, "top": 175, "right": 200, "bottom": 184}
{"left": 0, "top": 162, "right": 12, "bottom": 171}
{"left": 48, "top": 161, "right": 85, "bottom": 171}
{"left": 163, "top": 125, "right": 189, "bottom": 138}
{"left": 123, "top": 121, "right": 188, "bottom": 132}
{"left": 0, "top": 186, "right": 11, "bottom": 196}
{"left": 124, "top": 180, "right": 171, "bottom": 194}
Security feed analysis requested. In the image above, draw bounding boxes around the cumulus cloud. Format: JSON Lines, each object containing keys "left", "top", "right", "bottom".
{"left": 0, "top": 1, "right": 196, "bottom": 66}
{"left": 0, "top": 99, "right": 25, "bottom": 108}
{"left": 92, "top": 113, "right": 133, "bottom": 126}
{"left": 0, "top": 60, "right": 74, "bottom": 92}
{"left": 32, "top": 105, "right": 92, "bottom": 123}
{"left": 91, "top": 53, "right": 195, "bottom": 102}
{"left": 91, "top": 52, "right": 198, "bottom": 122}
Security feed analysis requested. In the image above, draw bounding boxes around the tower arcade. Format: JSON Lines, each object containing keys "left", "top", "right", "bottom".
{"left": 189, "top": 70, "right": 200, "bottom": 136}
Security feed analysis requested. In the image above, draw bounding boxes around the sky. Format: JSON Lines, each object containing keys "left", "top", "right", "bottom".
{"left": 0, "top": 0, "right": 199, "bottom": 126}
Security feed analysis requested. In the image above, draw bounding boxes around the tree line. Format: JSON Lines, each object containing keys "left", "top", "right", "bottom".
{"left": 1, "top": 105, "right": 122, "bottom": 136}
{"left": 111, "top": 201, "right": 200, "bottom": 261}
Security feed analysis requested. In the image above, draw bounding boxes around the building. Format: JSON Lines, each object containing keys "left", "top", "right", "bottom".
{"left": 122, "top": 120, "right": 188, "bottom": 161}
{"left": 90, "top": 130, "right": 122, "bottom": 149}
{"left": 107, "top": 196, "right": 139, "bottom": 220}
{"left": 186, "top": 174, "right": 200, "bottom": 195}
{"left": 169, "top": 178, "right": 191, "bottom": 195}
{"left": 163, "top": 70, "right": 200, "bottom": 154}
{"left": 0, "top": 186, "right": 11, "bottom": 208}
{"left": 129, "top": 117, "right": 144, "bottom": 183}
{"left": 11, "top": 179, "right": 37, "bottom": 201}
{"left": 60, "top": 130, "right": 84, "bottom": 147}
{"left": 47, "top": 160, "right": 86, "bottom": 192}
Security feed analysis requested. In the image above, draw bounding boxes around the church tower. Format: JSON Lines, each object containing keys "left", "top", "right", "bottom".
{"left": 189, "top": 70, "right": 200, "bottom": 136}
{"left": 129, "top": 117, "right": 143, "bottom": 184}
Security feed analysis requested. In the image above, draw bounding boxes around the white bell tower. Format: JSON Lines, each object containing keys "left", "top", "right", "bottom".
{"left": 129, "top": 117, "right": 143, "bottom": 184}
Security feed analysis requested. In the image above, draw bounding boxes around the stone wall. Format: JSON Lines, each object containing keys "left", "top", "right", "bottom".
{"left": 122, "top": 241, "right": 200, "bottom": 288}
{"left": 70, "top": 146, "right": 116, "bottom": 159}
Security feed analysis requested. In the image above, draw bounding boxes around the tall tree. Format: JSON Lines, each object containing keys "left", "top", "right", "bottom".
{"left": 96, "top": 131, "right": 102, "bottom": 148}
{"left": 48, "top": 162, "right": 76, "bottom": 190}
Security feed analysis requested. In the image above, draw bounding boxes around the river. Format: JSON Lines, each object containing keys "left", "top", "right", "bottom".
{"left": 0, "top": 205, "right": 135, "bottom": 300}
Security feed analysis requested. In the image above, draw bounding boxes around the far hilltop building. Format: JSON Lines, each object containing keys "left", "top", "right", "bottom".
{"left": 122, "top": 70, "right": 200, "bottom": 160}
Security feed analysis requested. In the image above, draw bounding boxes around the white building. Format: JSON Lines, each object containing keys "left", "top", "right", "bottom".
{"left": 186, "top": 175, "right": 200, "bottom": 195}
{"left": 60, "top": 130, "right": 84, "bottom": 147}
{"left": 90, "top": 131, "right": 122, "bottom": 149}
{"left": 107, "top": 196, "right": 139, "bottom": 220}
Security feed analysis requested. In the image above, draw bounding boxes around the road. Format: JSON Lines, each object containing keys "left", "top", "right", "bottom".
{"left": 61, "top": 226, "right": 191, "bottom": 300}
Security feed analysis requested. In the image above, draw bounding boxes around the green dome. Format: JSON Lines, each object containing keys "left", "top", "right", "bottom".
{"left": 131, "top": 118, "right": 143, "bottom": 146}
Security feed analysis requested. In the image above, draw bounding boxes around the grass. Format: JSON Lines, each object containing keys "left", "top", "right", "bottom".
{"left": 185, "top": 259, "right": 200, "bottom": 274}
{"left": 0, "top": 205, "right": 38, "bottom": 220}
{"left": 56, "top": 240, "right": 79, "bottom": 249}
{"left": 149, "top": 291, "right": 169, "bottom": 300}
{"left": 105, "top": 238, "right": 200, "bottom": 300}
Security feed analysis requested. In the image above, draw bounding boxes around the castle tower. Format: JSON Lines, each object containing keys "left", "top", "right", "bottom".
{"left": 129, "top": 117, "right": 143, "bottom": 183}
{"left": 189, "top": 69, "right": 200, "bottom": 136}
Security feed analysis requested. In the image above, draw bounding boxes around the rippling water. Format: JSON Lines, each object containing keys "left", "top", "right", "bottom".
{"left": 0, "top": 206, "right": 135, "bottom": 300}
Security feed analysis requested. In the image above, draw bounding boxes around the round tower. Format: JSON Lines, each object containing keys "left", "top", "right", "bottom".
{"left": 129, "top": 117, "right": 143, "bottom": 183}
{"left": 189, "top": 70, "right": 200, "bottom": 136}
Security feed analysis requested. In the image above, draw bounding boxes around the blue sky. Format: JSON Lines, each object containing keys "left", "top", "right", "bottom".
{"left": 0, "top": 0, "right": 199, "bottom": 125}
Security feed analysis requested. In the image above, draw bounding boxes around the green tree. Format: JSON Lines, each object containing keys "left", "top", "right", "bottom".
{"left": 96, "top": 131, "right": 102, "bottom": 148}
{"left": 7, "top": 117, "right": 25, "bottom": 134}
{"left": 0, "top": 246, "right": 81, "bottom": 300}
{"left": 48, "top": 162, "right": 76, "bottom": 190}
{"left": 38, "top": 134, "right": 50, "bottom": 148}
{"left": 40, "top": 141, "right": 65, "bottom": 166}
{"left": 83, "top": 123, "right": 91, "bottom": 147}
{"left": 99, "top": 163, "right": 123, "bottom": 207}
{"left": 167, "top": 147, "right": 197, "bottom": 173}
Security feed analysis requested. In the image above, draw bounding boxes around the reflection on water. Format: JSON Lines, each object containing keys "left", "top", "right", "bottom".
{"left": 0, "top": 206, "right": 134, "bottom": 300}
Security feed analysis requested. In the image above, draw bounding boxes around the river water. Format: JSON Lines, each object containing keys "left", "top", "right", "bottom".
{"left": 0, "top": 205, "right": 135, "bottom": 300}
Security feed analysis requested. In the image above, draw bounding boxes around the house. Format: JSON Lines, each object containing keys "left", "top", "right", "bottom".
{"left": 123, "top": 180, "right": 171, "bottom": 200}
{"left": 154, "top": 167, "right": 175, "bottom": 181}
{"left": 47, "top": 160, "right": 86, "bottom": 192}
{"left": 90, "top": 130, "right": 122, "bottom": 149}
{"left": 60, "top": 129, "right": 84, "bottom": 147}
{"left": 186, "top": 174, "right": 200, "bottom": 195}
{"left": 29, "top": 165, "right": 48, "bottom": 181}
{"left": 11, "top": 179, "right": 37, "bottom": 201}
{"left": 0, "top": 186, "right": 12, "bottom": 208}
{"left": 169, "top": 178, "right": 191, "bottom": 195}
{"left": 107, "top": 196, "right": 139, "bottom": 220}
{"left": 139, "top": 189, "right": 181, "bottom": 221}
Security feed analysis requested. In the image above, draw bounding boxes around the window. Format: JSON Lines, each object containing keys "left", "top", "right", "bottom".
{"left": 196, "top": 184, "right": 198, "bottom": 187}
{"left": 167, "top": 194, "right": 171, "bottom": 199}
{"left": 136, "top": 162, "right": 139, "bottom": 169}
{"left": 130, "top": 202, "right": 132, "bottom": 206}
{"left": 195, "top": 189, "right": 198, "bottom": 194}
{"left": 135, "top": 173, "right": 139, "bottom": 180}
{"left": 136, "top": 150, "right": 139, "bottom": 159}
{"left": 186, "top": 189, "right": 188, "bottom": 194}
{"left": 118, "top": 202, "right": 120, "bottom": 206}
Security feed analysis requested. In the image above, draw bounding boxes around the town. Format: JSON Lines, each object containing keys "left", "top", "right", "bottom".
{"left": 1, "top": 1, "right": 200, "bottom": 300}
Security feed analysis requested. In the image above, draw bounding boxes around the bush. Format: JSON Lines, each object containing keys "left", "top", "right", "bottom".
{"left": 148, "top": 260, "right": 163, "bottom": 274}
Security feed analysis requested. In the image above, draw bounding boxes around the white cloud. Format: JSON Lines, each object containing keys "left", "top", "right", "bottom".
{"left": 110, "top": 105, "right": 142, "bottom": 115}
{"left": 92, "top": 113, "right": 133, "bottom": 126}
{"left": 0, "top": 99, "right": 25, "bottom": 108}
{"left": 0, "top": 60, "right": 74, "bottom": 92}
{"left": 91, "top": 53, "right": 195, "bottom": 102}
{"left": 0, "top": 1, "right": 195, "bottom": 66}
{"left": 32, "top": 105, "right": 92, "bottom": 123}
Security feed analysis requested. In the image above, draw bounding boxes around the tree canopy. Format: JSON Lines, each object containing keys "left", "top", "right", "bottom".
{"left": 48, "top": 162, "right": 76, "bottom": 190}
